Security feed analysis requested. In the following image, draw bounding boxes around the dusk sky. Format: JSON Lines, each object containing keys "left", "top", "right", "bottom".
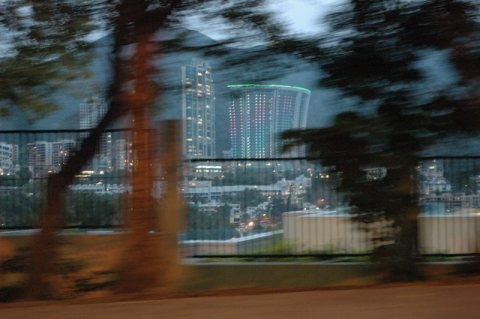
{"left": 183, "top": 0, "right": 346, "bottom": 47}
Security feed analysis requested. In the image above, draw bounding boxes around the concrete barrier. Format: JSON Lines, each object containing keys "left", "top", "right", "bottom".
{"left": 283, "top": 211, "right": 480, "bottom": 254}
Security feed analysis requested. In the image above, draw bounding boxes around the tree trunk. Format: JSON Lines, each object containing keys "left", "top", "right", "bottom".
{"left": 28, "top": 175, "right": 66, "bottom": 298}
{"left": 116, "top": 32, "right": 160, "bottom": 293}
{"left": 27, "top": 6, "right": 130, "bottom": 298}
{"left": 389, "top": 160, "right": 420, "bottom": 280}
{"left": 27, "top": 0, "right": 181, "bottom": 298}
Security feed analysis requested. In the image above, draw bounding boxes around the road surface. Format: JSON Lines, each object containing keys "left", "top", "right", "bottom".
{"left": 2, "top": 283, "right": 480, "bottom": 318}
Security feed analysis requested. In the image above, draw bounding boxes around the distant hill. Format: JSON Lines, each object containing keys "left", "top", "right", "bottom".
{"left": 0, "top": 27, "right": 349, "bottom": 154}
{"left": 1, "top": 27, "right": 478, "bottom": 156}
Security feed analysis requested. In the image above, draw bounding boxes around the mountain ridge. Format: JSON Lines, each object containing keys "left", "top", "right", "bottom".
{"left": 0, "top": 27, "right": 478, "bottom": 156}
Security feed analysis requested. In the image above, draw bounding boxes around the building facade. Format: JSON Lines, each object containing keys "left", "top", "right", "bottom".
{"left": 113, "top": 138, "right": 134, "bottom": 172}
{"left": 26, "top": 141, "right": 53, "bottom": 177}
{"left": 227, "top": 84, "right": 310, "bottom": 158}
{"left": 26, "top": 140, "right": 76, "bottom": 177}
{"left": 417, "top": 160, "right": 452, "bottom": 195}
{"left": 51, "top": 140, "right": 77, "bottom": 170}
{"left": 0, "top": 142, "right": 15, "bottom": 175}
{"left": 79, "top": 96, "right": 112, "bottom": 172}
{"left": 181, "top": 60, "right": 215, "bottom": 158}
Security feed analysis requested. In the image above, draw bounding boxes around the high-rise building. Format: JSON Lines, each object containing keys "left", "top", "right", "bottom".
{"left": 26, "top": 140, "right": 77, "bottom": 177}
{"left": 0, "top": 142, "right": 15, "bottom": 175}
{"left": 181, "top": 60, "right": 215, "bottom": 158}
{"left": 11, "top": 144, "right": 19, "bottom": 164}
{"left": 26, "top": 141, "right": 53, "bottom": 177}
{"left": 51, "top": 140, "right": 76, "bottom": 170}
{"left": 227, "top": 84, "right": 311, "bottom": 158}
{"left": 79, "top": 96, "right": 112, "bottom": 172}
{"left": 417, "top": 160, "right": 452, "bottom": 195}
{"left": 80, "top": 96, "right": 107, "bottom": 132}
{"left": 113, "top": 138, "right": 134, "bottom": 172}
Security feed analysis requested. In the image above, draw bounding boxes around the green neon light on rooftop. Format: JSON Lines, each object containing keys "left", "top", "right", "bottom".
{"left": 227, "top": 84, "right": 311, "bottom": 94}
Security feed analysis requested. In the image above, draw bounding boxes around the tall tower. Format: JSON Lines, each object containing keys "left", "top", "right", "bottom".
{"left": 181, "top": 60, "right": 215, "bottom": 158}
{"left": 79, "top": 96, "right": 112, "bottom": 172}
{"left": 227, "top": 84, "right": 310, "bottom": 158}
{"left": 26, "top": 141, "right": 53, "bottom": 178}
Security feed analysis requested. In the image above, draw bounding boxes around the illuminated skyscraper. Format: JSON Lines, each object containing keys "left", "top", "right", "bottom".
{"left": 228, "top": 84, "right": 310, "bottom": 158}
{"left": 79, "top": 96, "right": 112, "bottom": 172}
{"left": 181, "top": 60, "right": 215, "bottom": 158}
{"left": 113, "top": 138, "right": 133, "bottom": 172}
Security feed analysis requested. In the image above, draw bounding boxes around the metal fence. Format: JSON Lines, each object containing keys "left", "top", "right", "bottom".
{"left": 0, "top": 129, "right": 132, "bottom": 228}
{"left": 1, "top": 130, "right": 480, "bottom": 257}
{"left": 184, "top": 157, "right": 480, "bottom": 257}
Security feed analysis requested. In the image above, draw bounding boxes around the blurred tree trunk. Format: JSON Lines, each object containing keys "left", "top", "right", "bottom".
{"left": 384, "top": 160, "right": 420, "bottom": 279}
{"left": 28, "top": 176, "right": 66, "bottom": 298}
{"left": 27, "top": 104, "right": 128, "bottom": 298}
{"left": 28, "top": 0, "right": 182, "bottom": 297}
{"left": 116, "top": 31, "right": 160, "bottom": 293}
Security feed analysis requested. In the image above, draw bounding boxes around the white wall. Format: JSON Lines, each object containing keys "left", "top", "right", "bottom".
{"left": 283, "top": 211, "right": 480, "bottom": 254}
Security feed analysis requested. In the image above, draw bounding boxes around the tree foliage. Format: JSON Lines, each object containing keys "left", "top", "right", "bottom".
{"left": 66, "top": 192, "right": 120, "bottom": 227}
{"left": 0, "top": 192, "right": 37, "bottom": 227}
{"left": 0, "top": 0, "right": 100, "bottom": 121}
{"left": 280, "top": 0, "right": 480, "bottom": 278}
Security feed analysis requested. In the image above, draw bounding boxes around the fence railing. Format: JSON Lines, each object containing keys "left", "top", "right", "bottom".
{"left": 1, "top": 130, "right": 480, "bottom": 257}
{"left": 0, "top": 129, "right": 132, "bottom": 228}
